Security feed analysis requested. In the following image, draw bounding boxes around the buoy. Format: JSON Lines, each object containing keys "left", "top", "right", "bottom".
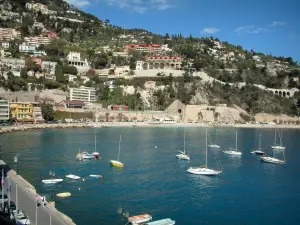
{"left": 99, "top": 175, "right": 103, "bottom": 179}
{"left": 155, "top": 146, "right": 157, "bottom": 148}
{"left": 78, "top": 188, "right": 81, "bottom": 190}
{"left": 82, "top": 178, "right": 85, "bottom": 181}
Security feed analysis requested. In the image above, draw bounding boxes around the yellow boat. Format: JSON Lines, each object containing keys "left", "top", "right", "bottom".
{"left": 110, "top": 160, "right": 124, "bottom": 168}
{"left": 56, "top": 192, "right": 71, "bottom": 198}
{"left": 110, "top": 135, "right": 124, "bottom": 168}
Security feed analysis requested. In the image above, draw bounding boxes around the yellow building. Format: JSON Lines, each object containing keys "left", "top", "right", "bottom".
{"left": 9, "top": 102, "right": 34, "bottom": 121}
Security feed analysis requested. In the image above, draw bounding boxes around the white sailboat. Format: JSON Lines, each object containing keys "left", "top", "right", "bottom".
{"left": 187, "top": 129, "right": 222, "bottom": 175}
{"left": 92, "top": 132, "right": 100, "bottom": 158}
{"left": 270, "top": 128, "right": 286, "bottom": 150}
{"left": 208, "top": 129, "right": 220, "bottom": 148}
{"left": 261, "top": 146, "right": 286, "bottom": 164}
{"left": 66, "top": 174, "right": 81, "bottom": 180}
{"left": 251, "top": 134, "right": 264, "bottom": 155}
{"left": 110, "top": 135, "right": 124, "bottom": 168}
{"left": 223, "top": 132, "right": 242, "bottom": 155}
{"left": 176, "top": 130, "right": 190, "bottom": 160}
{"left": 42, "top": 171, "right": 63, "bottom": 184}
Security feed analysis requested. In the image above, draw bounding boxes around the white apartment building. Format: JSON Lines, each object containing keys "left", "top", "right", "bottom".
{"left": 67, "top": 52, "right": 90, "bottom": 74}
{"left": 0, "top": 99, "right": 9, "bottom": 121}
{"left": 0, "top": 58, "right": 25, "bottom": 70}
{"left": 24, "top": 36, "right": 51, "bottom": 46}
{"left": 0, "top": 28, "right": 21, "bottom": 41}
{"left": 69, "top": 87, "right": 96, "bottom": 103}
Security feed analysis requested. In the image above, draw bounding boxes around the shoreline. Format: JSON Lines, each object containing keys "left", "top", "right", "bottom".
{"left": 1, "top": 122, "right": 300, "bottom": 134}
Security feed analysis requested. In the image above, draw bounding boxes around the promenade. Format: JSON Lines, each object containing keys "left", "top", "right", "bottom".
{"left": 1, "top": 161, "right": 75, "bottom": 225}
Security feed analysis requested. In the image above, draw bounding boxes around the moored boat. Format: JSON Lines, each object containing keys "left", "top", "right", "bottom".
{"left": 128, "top": 214, "right": 152, "bottom": 224}
{"left": 261, "top": 156, "right": 285, "bottom": 164}
{"left": 42, "top": 179, "right": 63, "bottom": 184}
{"left": 110, "top": 135, "right": 124, "bottom": 168}
{"left": 66, "top": 174, "right": 81, "bottom": 180}
{"left": 223, "top": 132, "right": 242, "bottom": 156}
{"left": 145, "top": 218, "right": 175, "bottom": 225}
{"left": 56, "top": 192, "right": 71, "bottom": 198}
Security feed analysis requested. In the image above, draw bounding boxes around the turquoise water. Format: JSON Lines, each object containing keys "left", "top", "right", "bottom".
{"left": 1, "top": 127, "right": 300, "bottom": 224}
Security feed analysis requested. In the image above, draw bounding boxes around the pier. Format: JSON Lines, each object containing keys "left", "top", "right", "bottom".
{"left": 0, "top": 160, "right": 75, "bottom": 225}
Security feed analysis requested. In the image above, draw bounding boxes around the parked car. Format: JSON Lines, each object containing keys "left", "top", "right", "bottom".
{"left": 11, "top": 210, "right": 31, "bottom": 225}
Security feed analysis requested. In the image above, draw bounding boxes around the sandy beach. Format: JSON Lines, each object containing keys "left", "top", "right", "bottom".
{"left": 0, "top": 122, "right": 299, "bottom": 135}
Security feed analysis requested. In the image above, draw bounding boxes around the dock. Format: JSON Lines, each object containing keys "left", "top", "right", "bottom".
{"left": 0, "top": 160, "right": 75, "bottom": 225}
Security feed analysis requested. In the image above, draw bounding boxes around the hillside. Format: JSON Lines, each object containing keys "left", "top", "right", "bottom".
{"left": 0, "top": 0, "right": 300, "bottom": 118}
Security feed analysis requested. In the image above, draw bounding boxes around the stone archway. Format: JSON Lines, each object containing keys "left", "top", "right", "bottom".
{"left": 154, "top": 63, "right": 159, "bottom": 69}
{"left": 275, "top": 90, "right": 278, "bottom": 95}
{"left": 165, "top": 63, "right": 170, "bottom": 68}
{"left": 283, "top": 91, "right": 286, "bottom": 97}
{"left": 143, "top": 63, "right": 148, "bottom": 70}
{"left": 149, "top": 63, "right": 154, "bottom": 70}
{"left": 287, "top": 92, "right": 290, "bottom": 97}
{"left": 279, "top": 91, "right": 282, "bottom": 96}
{"left": 170, "top": 63, "right": 175, "bottom": 69}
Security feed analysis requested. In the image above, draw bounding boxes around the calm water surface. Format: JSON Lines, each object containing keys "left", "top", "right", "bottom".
{"left": 1, "top": 127, "right": 300, "bottom": 224}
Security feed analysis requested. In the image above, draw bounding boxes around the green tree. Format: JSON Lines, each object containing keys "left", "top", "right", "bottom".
{"left": 41, "top": 103, "right": 54, "bottom": 121}
{"left": 55, "top": 64, "right": 66, "bottom": 83}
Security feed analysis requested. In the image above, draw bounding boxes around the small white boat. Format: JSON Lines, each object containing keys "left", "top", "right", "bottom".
{"left": 270, "top": 128, "right": 286, "bottom": 150}
{"left": 56, "top": 192, "right": 71, "bottom": 198}
{"left": 251, "top": 150, "right": 264, "bottom": 155}
{"left": 89, "top": 174, "right": 102, "bottom": 178}
{"left": 66, "top": 174, "right": 81, "bottom": 180}
{"left": 42, "top": 179, "right": 63, "bottom": 184}
{"left": 92, "top": 152, "right": 99, "bottom": 157}
{"left": 128, "top": 214, "right": 152, "bottom": 224}
{"left": 176, "top": 131, "right": 190, "bottom": 160}
{"left": 146, "top": 218, "right": 175, "bottom": 225}
{"left": 223, "top": 132, "right": 242, "bottom": 156}
{"left": 187, "top": 129, "right": 222, "bottom": 176}
{"left": 208, "top": 144, "right": 220, "bottom": 149}
{"left": 261, "top": 156, "right": 285, "bottom": 164}
{"left": 92, "top": 131, "right": 100, "bottom": 158}
{"left": 270, "top": 145, "right": 286, "bottom": 150}
{"left": 82, "top": 152, "right": 95, "bottom": 159}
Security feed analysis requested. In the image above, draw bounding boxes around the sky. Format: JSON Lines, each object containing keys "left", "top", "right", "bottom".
{"left": 67, "top": 0, "right": 300, "bottom": 61}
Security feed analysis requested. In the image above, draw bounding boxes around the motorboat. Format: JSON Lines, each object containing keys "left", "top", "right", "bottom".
{"left": 66, "top": 174, "right": 81, "bottom": 180}
{"left": 92, "top": 152, "right": 99, "bottom": 158}
{"left": 82, "top": 152, "right": 95, "bottom": 159}
{"left": 146, "top": 218, "right": 175, "bottom": 225}
{"left": 13, "top": 210, "right": 31, "bottom": 225}
{"left": 251, "top": 150, "right": 264, "bottom": 155}
{"left": 89, "top": 174, "right": 102, "bottom": 178}
{"left": 261, "top": 156, "right": 285, "bottom": 164}
{"left": 128, "top": 214, "right": 152, "bottom": 224}
{"left": 223, "top": 132, "right": 242, "bottom": 156}
{"left": 110, "top": 135, "right": 124, "bottom": 168}
{"left": 208, "top": 144, "right": 220, "bottom": 149}
{"left": 42, "top": 179, "right": 63, "bottom": 184}
{"left": 176, "top": 131, "right": 190, "bottom": 160}
{"left": 270, "top": 145, "right": 286, "bottom": 150}
{"left": 148, "top": 118, "right": 176, "bottom": 125}
{"left": 56, "top": 192, "right": 71, "bottom": 198}
{"left": 187, "top": 129, "right": 222, "bottom": 176}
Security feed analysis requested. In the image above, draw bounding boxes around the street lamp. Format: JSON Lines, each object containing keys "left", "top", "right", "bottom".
{"left": 14, "top": 154, "right": 19, "bottom": 174}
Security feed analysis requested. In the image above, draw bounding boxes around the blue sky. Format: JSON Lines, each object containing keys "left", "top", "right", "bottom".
{"left": 68, "top": 0, "right": 300, "bottom": 61}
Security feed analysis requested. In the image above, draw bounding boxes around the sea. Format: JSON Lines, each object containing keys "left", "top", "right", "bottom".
{"left": 1, "top": 127, "right": 300, "bottom": 225}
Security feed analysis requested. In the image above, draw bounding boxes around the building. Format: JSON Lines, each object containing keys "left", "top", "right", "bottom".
{"left": 9, "top": 102, "right": 34, "bottom": 122}
{"left": 136, "top": 56, "right": 183, "bottom": 71}
{"left": 0, "top": 58, "right": 25, "bottom": 70}
{"left": 69, "top": 87, "right": 96, "bottom": 103}
{"left": 33, "top": 107, "right": 44, "bottom": 123}
{"left": 42, "top": 61, "right": 57, "bottom": 74}
{"left": 67, "top": 52, "right": 90, "bottom": 74}
{"left": 0, "top": 100, "right": 9, "bottom": 121}
{"left": 1, "top": 42, "right": 10, "bottom": 49}
{"left": 19, "top": 43, "right": 46, "bottom": 56}
{"left": 124, "top": 44, "right": 162, "bottom": 54}
{"left": 0, "top": 28, "right": 21, "bottom": 41}
{"left": 24, "top": 36, "right": 51, "bottom": 46}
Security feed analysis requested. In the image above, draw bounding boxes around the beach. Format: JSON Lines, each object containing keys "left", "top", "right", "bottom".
{"left": 0, "top": 122, "right": 299, "bottom": 134}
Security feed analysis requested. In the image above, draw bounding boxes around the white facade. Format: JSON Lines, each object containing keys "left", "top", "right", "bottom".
{"left": 1, "top": 42, "right": 9, "bottom": 49}
{"left": 69, "top": 87, "right": 96, "bottom": 103}
{"left": 115, "top": 66, "right": 130, "bottom": 76}
{"left": 0, "top": 57, "right": 25, "bottom": 70}
{"left": 0, "top": 99, "right": 9, "bottom": 121}
{"left": 24, "top": 36, "right": 51, "bottom": 46}
{"left": 67, "top": 52, "right": 90, "bottom": 74}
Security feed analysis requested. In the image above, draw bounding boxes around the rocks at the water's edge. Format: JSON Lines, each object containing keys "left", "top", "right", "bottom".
{"left": 0, "top": 123, "right": 93, "bottom": 134}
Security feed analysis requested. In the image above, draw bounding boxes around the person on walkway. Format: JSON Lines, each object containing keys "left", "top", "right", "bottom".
{"left": 36, "top": 195, "right": 39, "bottom": 207}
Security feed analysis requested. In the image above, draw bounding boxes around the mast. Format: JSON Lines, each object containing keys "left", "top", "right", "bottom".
{"left": 205, "top": 129, "right": 208, "bottom": 168}
{"left": 95, "top": 132, "right": 97, "bottom": 152}
{"left": 259, "top": 134, "right": 261, "bottom": 150}
{"left": 274, "top": 128, "right": 277, "bottom": 146}
{"left": 184, "top": 130, "right": 186, "bottom": 154}
{"left": 235, "top": 132, "right": 237, "bottom": 151}
{"left": 118, "top": 135, "right": 121, "bottom": 161}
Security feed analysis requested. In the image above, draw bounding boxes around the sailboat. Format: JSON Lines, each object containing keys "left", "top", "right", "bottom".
{"left": 270, "top": 128, "right": 286, "bottom": 150}
{"left": 187, "top": 129, "right": 222, "bottom": 175}
{"left": 261, "top": 147, "right": 286, "bottom": 164}
{"left": 92, "top": 132, "right": 100, "bottom": 158}
{"left": 251, "top": 134, "right": 264, "bottom": 155}
{"left": 176, "top": 130, "right": 190, "bottom": 160}
{"left": 110, "top": 135, "right": 124, "bottom": 168}
{"left": 223, "top": 132, "right": 242, "bottom": 155}
{"left": 208, "top": 129, "right": 220, "bottom": 148}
